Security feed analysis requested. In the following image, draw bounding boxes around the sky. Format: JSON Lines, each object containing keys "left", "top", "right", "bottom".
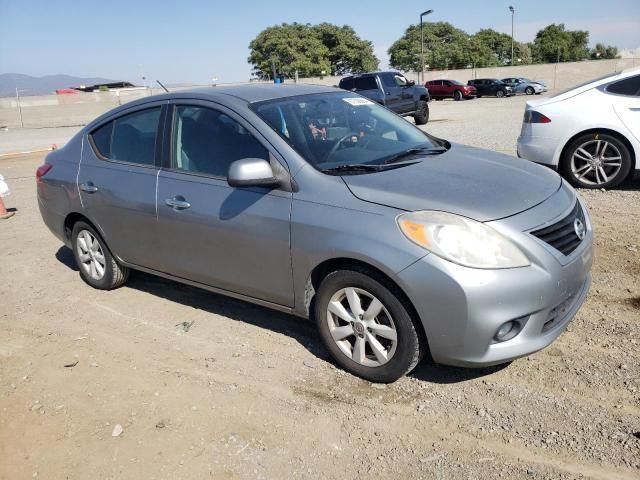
{"left": 1, "top": 0, "right": 639, "bottom": 85}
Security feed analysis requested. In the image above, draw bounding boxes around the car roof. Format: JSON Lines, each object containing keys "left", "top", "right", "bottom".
{"left": 178, "top": 83, "right": 338, "bottom": 103}
{"left": 84, "top": 83, "right": 341, "bottom": 130}
{"left": 342, "top": 71, "right": 400, "bottom": 79}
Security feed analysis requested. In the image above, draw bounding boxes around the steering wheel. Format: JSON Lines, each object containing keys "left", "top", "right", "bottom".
{"left": 327, "top": 133, "right": 371, "bottom": 160}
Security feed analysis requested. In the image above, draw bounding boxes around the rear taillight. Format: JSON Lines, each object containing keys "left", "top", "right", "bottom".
{"left": 524, "top": 110, "right": 551, "bottom": 124}
{"left": 36, "top": 163, "right": 52, "bottom": 183}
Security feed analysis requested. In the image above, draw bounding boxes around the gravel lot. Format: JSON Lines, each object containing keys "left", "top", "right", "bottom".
{"left": 1, "top": 95, "right": 639, "bottom": 480}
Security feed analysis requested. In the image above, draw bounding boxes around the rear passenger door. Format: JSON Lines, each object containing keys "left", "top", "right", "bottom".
{"left": 79, "top": 102, "right": 166, "bottom": 268}
{"left": 154, "top": 101, "right": 294, "bottom": 306}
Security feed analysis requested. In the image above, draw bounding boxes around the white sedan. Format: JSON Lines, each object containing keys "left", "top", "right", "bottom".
{"left": 517, "top": 68, "right": 640, "bottom": 188}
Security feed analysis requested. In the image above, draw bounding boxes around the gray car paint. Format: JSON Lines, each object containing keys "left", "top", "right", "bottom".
{"left": 37, "top": 84, "right": 593, "bottom": 368}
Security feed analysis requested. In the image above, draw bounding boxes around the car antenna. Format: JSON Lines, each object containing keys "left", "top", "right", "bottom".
{"left": 156, "top": 80, "right": 169, "bottom": 93}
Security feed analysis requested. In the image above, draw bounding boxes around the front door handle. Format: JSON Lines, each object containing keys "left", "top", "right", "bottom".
{"left": 79, "top": 182, "right": 98, "bottom": 193}
{"left": 165, "top": 197, "right": 191, "bottom": 210}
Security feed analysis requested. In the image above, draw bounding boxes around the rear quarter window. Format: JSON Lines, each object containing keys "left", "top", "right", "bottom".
{"left": 605, "top": 75, "right": 640, "bottom": 96}
{"left": 90, "top": 121, "right": 113, "bottom": 158}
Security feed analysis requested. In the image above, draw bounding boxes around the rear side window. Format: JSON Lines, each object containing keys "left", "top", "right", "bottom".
{"left": 89, "top": 107, "right": 161, "bottom": 166}
{"left": 339, "top": 77, "right": 354, "bottom": 90}
{"left": 606, "top": 75, "right": 640, "bottom": 97}
{"left": 354, "top": 76, "right": 378, "bottom": 90}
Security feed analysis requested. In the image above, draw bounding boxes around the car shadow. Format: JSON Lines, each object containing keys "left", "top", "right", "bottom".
{"left": 55, "top": 245, "right": 513, "bottom": 385}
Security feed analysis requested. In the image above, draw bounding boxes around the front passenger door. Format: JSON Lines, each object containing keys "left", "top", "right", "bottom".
{"left": 155, "top": 102, "right": 294, "bottom": 306}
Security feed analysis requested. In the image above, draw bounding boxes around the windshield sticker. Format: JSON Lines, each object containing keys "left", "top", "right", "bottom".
{"left": 343, "top": 97, "right": 374, "bottom": 106}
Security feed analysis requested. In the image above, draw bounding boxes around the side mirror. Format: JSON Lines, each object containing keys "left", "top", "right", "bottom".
{"left": 227, "top": 158, "right": 279, "bottom": 188}
{"left": 406, "top": 80, "right": 415, "bottom": 87}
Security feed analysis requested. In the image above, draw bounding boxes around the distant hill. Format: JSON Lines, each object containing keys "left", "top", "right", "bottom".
{"left": 0, "top": 73, "right": 121, "bottom": 97}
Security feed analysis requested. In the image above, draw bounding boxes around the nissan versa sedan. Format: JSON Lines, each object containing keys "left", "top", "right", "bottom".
{"left": 37, "top": 84, "right": 593, "bottom": 383}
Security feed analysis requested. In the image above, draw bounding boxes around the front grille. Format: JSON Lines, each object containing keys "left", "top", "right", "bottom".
{"left": 530, "top": 202, "right": 585, "bottom": 255}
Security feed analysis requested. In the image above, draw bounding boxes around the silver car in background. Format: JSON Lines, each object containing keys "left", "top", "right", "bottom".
{"left": 502, "top": 77, "right": 547, "bottom": 95}
{"left": 37, "top": 84, "right": 592, "bottom": 382}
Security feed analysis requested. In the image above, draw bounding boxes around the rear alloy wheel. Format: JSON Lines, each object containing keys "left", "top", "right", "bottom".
{"left": 496, "top": 90, "right": 505, "bottom": 98}
{"left": 315, "top": 269, "right": 424, "bottom": 383}
{"left": 72, "top": 221, "right": 130, "bottom": 290}
{"left": 453, "top": 90, "right": 463, "bottom": 101}
{"left": 413, "top": 100, "right": 429, "bottom": 125}
{"left": 561, "top": 133, "right": 632, "bottom": 189}
{"left": 525, "top": 86, "right": 535, "bottom": 95}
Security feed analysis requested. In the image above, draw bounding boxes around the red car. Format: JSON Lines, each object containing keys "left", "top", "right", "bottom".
{"left": 425, "top": 79, "right": 477, "bottom": 101}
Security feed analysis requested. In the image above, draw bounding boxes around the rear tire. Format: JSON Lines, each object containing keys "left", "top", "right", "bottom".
{"left": 413, "top": 100, "right": 429, "bottom": 125}
{"left": 315, "top": 269, "right": 424, "bottom": 383}
{"left": 71, "top": 221, "right": 130, "bottom": 290}
{"left": 560, "top": 132, "right": 632, "bottom": 189}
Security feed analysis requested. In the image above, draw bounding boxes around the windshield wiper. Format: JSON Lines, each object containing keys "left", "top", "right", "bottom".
{"left": 320, "top": 164, "right": 384, "bottom": 174}
{"left": 320, "top": 162, "right": 418, "bottom": 175}
{"left": 382, "top": 146, "right": 448, "bottom": 164}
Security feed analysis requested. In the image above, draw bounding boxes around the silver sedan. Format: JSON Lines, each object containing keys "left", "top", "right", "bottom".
{"left": 37, "top": 84, "right": 592, "bottom": 382}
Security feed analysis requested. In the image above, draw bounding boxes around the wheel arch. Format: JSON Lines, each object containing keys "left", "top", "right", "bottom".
{"left": 63, "top": 212, "right": 109, "bottom": 249}
{"left": 306, "top": 257, "right": 430, "bottom": 354}
{"left": 559, "top": 127, "right": 637, "bottom": 180}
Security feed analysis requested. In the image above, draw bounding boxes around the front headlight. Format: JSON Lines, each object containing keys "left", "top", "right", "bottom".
{"left": 397, "top": 211, "right": 530, "bottom": 269}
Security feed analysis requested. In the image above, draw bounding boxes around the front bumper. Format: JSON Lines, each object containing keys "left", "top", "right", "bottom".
{"left": 396, "top": 192, "right": 593, "bottom": 367}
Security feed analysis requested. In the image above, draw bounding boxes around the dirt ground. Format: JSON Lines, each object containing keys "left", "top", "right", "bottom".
{"left": 1, "top": 130, "right": 639, "bottom": 478}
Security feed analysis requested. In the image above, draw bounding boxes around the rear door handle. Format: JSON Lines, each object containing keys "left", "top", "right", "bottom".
{"left": 79, "top": 182, "right": 98, "bottom": 193}
{"left": 165, "top": 197, "right": 191, "bottom": 210}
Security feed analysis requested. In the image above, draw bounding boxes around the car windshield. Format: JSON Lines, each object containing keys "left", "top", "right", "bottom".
{"left": 253, "top": 92, "right": 446, "bottom": 172}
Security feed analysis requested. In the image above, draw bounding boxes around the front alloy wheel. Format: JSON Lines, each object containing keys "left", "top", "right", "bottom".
{"left": 562, "top": 133, "right": 632, "bottom": 189}
{"left": 315, "top": 269, "right": 425, "bottom": 383}
{"left": 326, "top": 287, "right": 398, "bottom": 367}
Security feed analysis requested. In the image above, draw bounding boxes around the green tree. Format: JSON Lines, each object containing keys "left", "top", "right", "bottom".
{"left": 531, "top": 24, "right": 590, "bottom": 63}
{"left": 248, "top": 23, "right": 378, "bottom": 79}
{"left": 388, "top": 22, "right": 478, "bottom": 71}
{"left": 590, "top": 42, "right": 619, "bottom": 59}
{"left": 315, "top": 23, "right": 379, "bottom": 75}
{"left": 472, "top": 28, "right": 513, "bottom": 65}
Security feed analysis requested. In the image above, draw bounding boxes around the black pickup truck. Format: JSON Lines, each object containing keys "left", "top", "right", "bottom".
{"left": 338, "top": 72, "right": 430, "bottom": 125}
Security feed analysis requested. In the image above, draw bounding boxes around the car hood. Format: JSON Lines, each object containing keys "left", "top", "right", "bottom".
{"left": 342, "top": 144, "right": 562, "bottom": 222}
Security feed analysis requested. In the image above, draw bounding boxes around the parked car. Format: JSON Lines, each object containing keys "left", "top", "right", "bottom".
{"left": 339, "top": 72, "right": 430, "bottom": 125}
{"left": 425, "top": 79, "right": 477, "bottom": 100}
{"left": 518, "top": 68, "right": 640, "bottom": 189}
{"left": 502, "top": 77, "right": 547, "bottom": 95}
{"left": 467, "top": 79, "right": 513, "bottom": 98}
{"left": 37, "top": 84, "right": 592, "bottom": 383}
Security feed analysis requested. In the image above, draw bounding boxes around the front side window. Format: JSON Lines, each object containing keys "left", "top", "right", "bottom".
{"left": 393, "top": 75, "right": 408, "bottom": 87}
{"left": 89, "top": 107, "right": 161, "bottom": 166}
{"left": 606, "top": 75, "right": 640, "bottom": 97}
{"left": 380, "top": 73, "right": 396, "bottom": 88}
{"left": 172, "top": 106, "right": 269, "bottom": 177}
{"left": 253, "top": 92, "right": 445, "bottom": 171}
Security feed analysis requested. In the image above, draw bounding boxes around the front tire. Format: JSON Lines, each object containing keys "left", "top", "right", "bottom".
{"left": 525, "top": 86, "right": 535, "bottom": 95}
{"left": 560, "top": 132, "right": 632, "bottom": 189}
{"left": 72, "top": 221, "right": 130, "bottom": 290}
{"left": 496, "top": 90, "right": 505, "bottom": 98}
{"left": 413, "top": 100, "right": 429, "bottom": 125}
{"left": 453, "top": 90, "right": 462, "bottom": 101}
{"left": 315, "top": 269, "right": 424, "bottom": 383}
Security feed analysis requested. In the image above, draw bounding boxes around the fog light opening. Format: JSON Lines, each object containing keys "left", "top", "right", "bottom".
{"left": 494, "top": 320, "right": 521, "bottom": 342}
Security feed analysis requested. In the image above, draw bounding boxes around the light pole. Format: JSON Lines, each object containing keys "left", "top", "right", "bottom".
{"left": 420, "top": 9, "right": 434, "bottom": 84}
{"left": 509, "top": 6, "right": 515, "bottom": 65}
